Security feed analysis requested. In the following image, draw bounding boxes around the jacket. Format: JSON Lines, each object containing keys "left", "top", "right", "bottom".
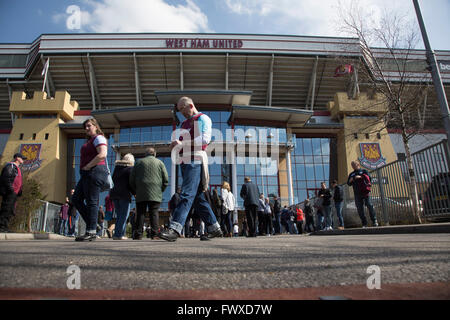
{"left": 240, "top": 182, "right": 260, "bottom": 207}
{"left": 110, "top": 164, "right": 133, "bottom": 202}
{"left": 0, "top": 162, "right": 22, "bottom": 196}
{"left": 347, "top": 168, "right": 371, "bottom": 197}
{"left": 222, "top": 189, "right": 235, "bottom": 211}
{"left": 258, "top": 198, "right": 266, "bottom": 212}
{"left": 333, "top": 185, "right": 343, "bottom": 203}
{"left": 318, "top": 188, "right": 332, "bottom": 206}
{"left": 129, "top": 155, "right": 169, "bottom": 203}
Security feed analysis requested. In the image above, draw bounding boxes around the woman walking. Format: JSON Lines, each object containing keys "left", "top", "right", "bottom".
{"left": 109, "top": 153, "right": 135, "bottom": 240}
{"left": 73, "top": 118, "right": 109, "bottom": 241}
{"left": 221, "top": 182, "right": 235, "bottom": 237}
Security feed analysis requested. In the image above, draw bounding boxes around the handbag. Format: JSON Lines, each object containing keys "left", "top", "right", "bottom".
{"left": 101, "top": 160, "right": 114, "bottom": 192}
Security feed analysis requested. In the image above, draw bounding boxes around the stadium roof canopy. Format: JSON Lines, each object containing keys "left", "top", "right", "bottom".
{"left": 0, "top": 33, "right": 449, "bottom": 129}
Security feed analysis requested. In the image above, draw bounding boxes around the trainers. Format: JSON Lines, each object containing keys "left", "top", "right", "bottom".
{"left": 373, "top": 221, "right": 379, "bottom": 227}
{"left": 75, "top": 233, "right": 96, "bottom": 242}
{"left": 113, "top": 236, "right": 127, "bottom": 240}
{"left": 206, "top": 228, "right": 223, "bottom": 239}
{"left": 159, "top": 228, "right": 179, "bottom": 242}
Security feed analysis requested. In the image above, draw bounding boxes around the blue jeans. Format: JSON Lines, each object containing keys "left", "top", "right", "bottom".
{"left": 323, "top": 205, "right": 332, "bottom": 229}
{"left": 355, "top": 196, "right": 377, "bottom": 226}
{"left": 68, "top": 213, "right": 79, "bottom": 236}
{"left": 316, "top": 211, "right": 324, "bottom": 230}
{"left": 288, "top": 220, "right": 298, "bottom": 234}
{"left": 59, "top": 219, "right": 69, "bottom": 236}
{"left": 169, "top": 163, "right": 220, "bottom": 235}
{"left": 73, "top": 165, "right": 108, "bottom": 234}
{"left": 274, "top": 213, "right": 281, "bottom": 234}
{"left": 335, "top": 201, "right": 344, "bottom": 227}
{"left": 113, "top": 199, "right": 130, "bottom": 238}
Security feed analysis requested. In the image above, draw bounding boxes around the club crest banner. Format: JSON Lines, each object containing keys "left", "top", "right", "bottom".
{"left": 358, "top": 143, "right": 386, "bottom": 170}
{"left": 19, "top": 144, "right": 43, "bottom": 171}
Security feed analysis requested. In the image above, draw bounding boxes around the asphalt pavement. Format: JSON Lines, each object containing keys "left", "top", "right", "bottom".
{"left": 0, "top": 223, "right": 449, "bottom": 301}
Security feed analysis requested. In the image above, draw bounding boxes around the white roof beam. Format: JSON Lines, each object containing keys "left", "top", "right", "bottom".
{"left": 306, "top": 56, "right": 319, "bottom": 110}
{"left": 133, "top": 53, "right": 143, "bottom": 106}
{"left": 87, "top": 53, "right": 102, "bottom": 110}
{"left": 266, "top": 54, "right": 274, "bottom": 106}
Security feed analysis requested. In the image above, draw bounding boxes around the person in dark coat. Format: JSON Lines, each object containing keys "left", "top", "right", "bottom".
{"left": 239, "top": 177, "right": 260, "bottom": 237}
{"left": 303, "top": 198, "right": 315, "bottom": 233}
{"left": 0, "top": 153, "right": 26, "bottom": 233}
{"left": 331, "top": 179, "right": 345, "bottom": 230}
{"left": 129, "top": 147, "right": 168, "bottom": 240}
{"left": 110, "top": 153, "right": 135, "bottom": 240}
{"left": 318, "top": 182, "right": 333, "bottom": 230}
{"left": 272, "top": 196, "right": 282, "bottom": 234}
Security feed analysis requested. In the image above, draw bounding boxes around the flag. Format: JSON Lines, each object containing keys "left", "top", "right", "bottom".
{"left": 334, "top": 64, "right": 353, "bottom": 77}
{"left": 41, "top": 58, "right": 49, "bottom": 77}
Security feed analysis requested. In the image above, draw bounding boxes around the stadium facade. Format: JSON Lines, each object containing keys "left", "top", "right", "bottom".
{"left": 0, "top": 33, "right": 448, "bottom": 209}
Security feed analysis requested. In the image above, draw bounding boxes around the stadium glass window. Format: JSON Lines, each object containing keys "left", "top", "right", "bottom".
{"left": 292, "top": 137, "right": 331, "bottom": 203}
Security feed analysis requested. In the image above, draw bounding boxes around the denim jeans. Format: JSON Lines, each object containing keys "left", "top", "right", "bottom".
{"left": 316, "top": 211, "right": 324, "bottom": 230}
{"left": 68, "top": 213, "right": 79, "bottom": 236}
{"left": 169, "top": 163, "right": 220, "bottom": 235}
{"left": 323, "top": 205, "right": 332, "bottom": 229}
{"left": 112, "top": 199, "right": 130, "bottom": 238}
{"left": 59, "top": 219, "right": 69, "bottom": 236}
{"left": 355, "top": 196, "right": 377, "bottom": 227}
{"left": 288, "top": 220, "right": 298, "bottom": 234}
{"left": 73, "top": 165, "right": 108, "bottom": 234}
{"left": 274, "top": 213, "right": 281, "bottom": 234}
{"left": 335, "top": 201, "right": 344, "bottom": 227}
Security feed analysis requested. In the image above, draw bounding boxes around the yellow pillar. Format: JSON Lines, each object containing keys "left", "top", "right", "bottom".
{"left": 328, "top": 92, "right": 397, "bottom": 184}
{"left": 1, "top": 91, "right": 78, "bottom": 204}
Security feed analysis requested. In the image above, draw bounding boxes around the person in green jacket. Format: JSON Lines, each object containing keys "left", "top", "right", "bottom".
{"left": 129, "top": 147, "right": 169, "bottom": 240}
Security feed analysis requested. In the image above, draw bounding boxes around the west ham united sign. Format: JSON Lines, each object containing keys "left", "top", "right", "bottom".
{"left": 358, "top": 143, "right": 386, "bottom": 170}
{"left": 19, "top": 144, "right": 43, "bottom": 171}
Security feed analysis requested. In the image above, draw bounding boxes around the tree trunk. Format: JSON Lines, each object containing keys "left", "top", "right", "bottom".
{"left": 400, "top": 116, "right": 422, "bottom": 224}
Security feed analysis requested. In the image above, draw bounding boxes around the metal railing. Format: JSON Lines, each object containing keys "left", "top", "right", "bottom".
{"left": 295, "top": 139, "right": 450, "bottom": 228}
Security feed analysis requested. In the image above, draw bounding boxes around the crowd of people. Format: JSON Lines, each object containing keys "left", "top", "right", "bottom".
{"left": 0, "top": 96, "right": 378, "bottom": 238}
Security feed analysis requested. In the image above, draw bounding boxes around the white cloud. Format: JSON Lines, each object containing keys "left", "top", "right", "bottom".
{"left": 223, "top": 0, "right": 417, "bottom": 39}
{"left": 54, "top": 0, "right": 211, "bottom": 33}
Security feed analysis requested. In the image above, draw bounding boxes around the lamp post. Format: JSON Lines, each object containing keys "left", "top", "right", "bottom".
{"left": 413, "top": 0, "right": 450, "bottom": 150}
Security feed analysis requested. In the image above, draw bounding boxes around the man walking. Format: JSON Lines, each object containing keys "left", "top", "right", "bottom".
{"left": 130, "top": 147, "right": 169, "bottom": 240}
{"left": 331, "top": 179, "right": 345, "bottom": 230}
{"left": 347, "top": 160, "right": 378, "bottom": 227}
{"left": 318, "top": 182, "right": 333, "bottom": 230}
{"left": 0, "top": 153, "right": 26, "bottom": 233}
{"left": 160, "top": 97, "right": 222, "bottom": 241}
{"left": 272, "top": 195, "right": 281, "bottom": 234}
{"left": 67, "top": 189, "right": 79, "bottom": 237}
{"left": 240, "top": 177, "right": 260, "bottom": 237}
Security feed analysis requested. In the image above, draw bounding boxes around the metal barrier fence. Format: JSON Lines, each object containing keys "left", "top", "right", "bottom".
{"left": 295, "top": 139, "right": 450, "bottom": 228}
{"left": 26, "top": 200, "right": 63, "bottom": 233}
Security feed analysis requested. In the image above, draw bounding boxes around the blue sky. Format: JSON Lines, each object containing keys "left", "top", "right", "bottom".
{"left": 0, "top": 0, "right": 449, "bottom": 50}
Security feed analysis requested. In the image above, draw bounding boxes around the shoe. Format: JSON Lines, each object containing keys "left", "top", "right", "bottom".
{"left": 75, "top": 233, "right": 96, "bottom": 242}
{"left": 206, "top": 228, "right": 223, "bottom": 239}
{"left": 362, "top": 225, "right": 367, "bottom": 229}
{"left": 159, "top": 228, "right": 179, "bottom": 242}
{"left": 113, "top": 236, "right": 127, "bottom": 240}
{"left": 373, "top": 221, "right": 379, "bottom": 227}
{"left": 200, "top": 234, "right": 210, "bottom": 241}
